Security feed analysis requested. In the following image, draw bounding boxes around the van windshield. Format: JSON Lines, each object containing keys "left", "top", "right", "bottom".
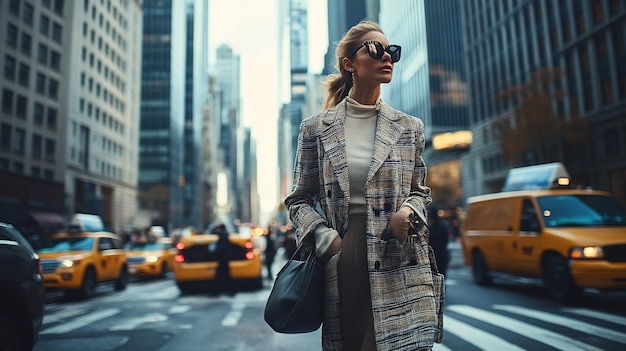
{"left": 537, "top": 194, "right": 626, "bottom": 228}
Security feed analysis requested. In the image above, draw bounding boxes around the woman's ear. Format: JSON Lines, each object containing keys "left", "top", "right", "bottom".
{"left": 342, "top": 57, "right": 354, "bottom": 73}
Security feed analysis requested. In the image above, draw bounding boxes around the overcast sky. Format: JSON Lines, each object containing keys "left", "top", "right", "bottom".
{"left": 208, "top": 0, "right": 328, "bottom": 221}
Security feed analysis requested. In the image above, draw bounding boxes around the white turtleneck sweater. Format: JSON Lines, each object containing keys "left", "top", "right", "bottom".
{"left": 314, "top": 97, "right": 378, "bottom": 257}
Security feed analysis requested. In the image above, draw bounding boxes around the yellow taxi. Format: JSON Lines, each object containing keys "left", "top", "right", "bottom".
{"left": 461, "top": 163, "right": 626, "bottom": 300}
{"left": 38, "top": 225, "right": 129, "bottom": 299}
{"left": 172, "top": 231, "right": 263, "bottom": 294}
{"left": 126, "top": 238, "right": 176, "bottom": 278}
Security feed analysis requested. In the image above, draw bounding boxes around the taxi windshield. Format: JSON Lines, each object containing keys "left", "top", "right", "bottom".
{"left": 127, "top": 242, "right": 164, "bottom": 251}
{"left": 38, "top": 237, "right": 95, "bottom": 252}
{"left": 537, "top": 194, "right": 626, "bottom": 228}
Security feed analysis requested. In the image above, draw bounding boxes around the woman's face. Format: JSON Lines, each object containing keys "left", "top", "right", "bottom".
{"left": 349, "top": 31, "right": 395, "bottom": 86}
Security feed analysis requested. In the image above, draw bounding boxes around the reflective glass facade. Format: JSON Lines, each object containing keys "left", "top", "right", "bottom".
{"left": 139, "top": 0, "right": 187, "bottom": 228}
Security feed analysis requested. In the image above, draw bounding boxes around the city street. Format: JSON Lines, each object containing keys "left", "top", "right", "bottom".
{"left": 36, "top": 246, "right": 626, "bottom": 351}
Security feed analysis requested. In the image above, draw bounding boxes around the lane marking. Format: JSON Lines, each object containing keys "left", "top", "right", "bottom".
{"left": 41, "top": 308, "right": 120, "bottom": 334}
{"left": 109, "top": 313, "right": 168, "bottom": 331}
{"left": 221, "top": 302, "right": 245, "bottom": 327}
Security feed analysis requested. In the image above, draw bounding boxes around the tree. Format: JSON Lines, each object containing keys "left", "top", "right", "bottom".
{"left": 497, "top": 67, "right": 589, "bottom": 167}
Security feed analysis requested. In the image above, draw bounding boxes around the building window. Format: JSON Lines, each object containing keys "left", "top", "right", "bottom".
{"left": 45, "top": 138, "right": 55, "bottom": 162}
{"left": 6, "top": 23, "right": 18, "bottom": 48}
{"left": 1, "top": 124, "right": 11, "bottom": 151}
{"left": 46, "top": 107, "right": 57, "bottom": 130}
{"left": 20, "top": 32, "right": 32, "bottom": 55}
{"left": 54, "top": 0, "right": 65, "bottom": 16}
{"left": 13, "top": 128, "right": 25, "bottom": 155}
{"left": 52, "top": 22, "right": 62, "bottom": 43}
{"left": 34, "top": 103, "right": 44, "bottom": 125}
{"left": 9, "top": 0, "right": 20, "bottom": 15}
{"left": 16, "top": 95, "right": 27, "bottom": 119}
{"left": 32, "top": 134, "right": 42, "bottom": 160}
{"left": 22, "top": 2, "right": 34, "bottom": 25}
{"left": 2, "top": 89, "right": 14, "bottom": 114}
{"left": 38, "top": 43, "right": 48, "bottom": 65}
{"left": 40, "top": 15, "right": 50, "bottom": 36}
{"left": 44, "top": 169, "right": 54, "bottom": 180}
{"left": 36, "top": 73, "right": 46, "bottom": 94}
{"left": 592, "top": 0, "right": 605, "bottom": 24}
{"left": 50, "top": 50, "right": 61, "bottom": 71}
{"left": 48, "top": 78, "right": 59, "bottom": 99}
{"left": 18, "top": 62, "right": 29, "bottom": 87}
{"left": 32, "top": 166, "right": 41, "bottom": 178}
{"left": 4, "top": 55, "right": 16, "bottom": 80}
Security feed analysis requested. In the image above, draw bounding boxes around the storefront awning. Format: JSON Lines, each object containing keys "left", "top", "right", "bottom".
{"left": 29, "top": 212, "right": 66, "bottom": 229}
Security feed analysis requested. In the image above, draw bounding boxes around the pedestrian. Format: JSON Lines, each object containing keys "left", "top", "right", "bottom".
{"left": 264, "top": 227, "right": 277, "bottom": 280}
{"left": 284, "top": 20, "right": 442, "bottom": 351}
{"left": 213, "top": 223, "right": 234, "bottom": 296}
{"left": 427, "top": 209, "right": 450, "bottom": 277}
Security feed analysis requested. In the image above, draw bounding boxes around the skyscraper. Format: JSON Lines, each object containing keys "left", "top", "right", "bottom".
{"left": 182, "top": 0, "right": 209, "bottom": 229}
{"left": 138, "top": 0, "right": 187, "bottom": 230}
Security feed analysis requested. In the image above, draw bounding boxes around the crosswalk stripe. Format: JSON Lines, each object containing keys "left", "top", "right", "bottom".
{"left": 494, "top": 305, "right": 626, "bottom": 344}
{"left": 561, "top": 307, "right": 626, "bottom": 326}
{"left": 447, "top": 305, "right": 603, "bottom": 351}
{"left": 40, "top": 308, "right": 120, "bottom": 334}
{"left": 443, "top": 315, "right": 525, "bottom": 351}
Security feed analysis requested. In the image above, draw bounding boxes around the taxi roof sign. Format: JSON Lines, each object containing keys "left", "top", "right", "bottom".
{"left": 70, "top": 213, "right": 104, "bottom": 232}
{"left": 502, "top": 162, "right": 571, "bottom": 192}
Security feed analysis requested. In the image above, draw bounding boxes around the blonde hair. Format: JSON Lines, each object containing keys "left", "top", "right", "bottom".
{"left": 323, "top": 20, "right": 385, "bottom": 110}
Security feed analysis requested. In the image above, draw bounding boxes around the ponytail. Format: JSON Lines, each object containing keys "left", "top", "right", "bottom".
{"left": 321, "top": 20, "right": 384, "bottom": 110}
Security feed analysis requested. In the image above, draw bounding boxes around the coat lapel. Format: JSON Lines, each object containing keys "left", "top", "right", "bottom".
{"left": 367, "top": 102, "right": 405, "bottom": 183}
{"left": 320, "top": 103, "right": 350, "bottom": 195}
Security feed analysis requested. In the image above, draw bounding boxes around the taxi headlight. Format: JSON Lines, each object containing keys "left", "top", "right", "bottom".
{"left": 61, "top": 259, "right": 75, "bottom": 268}
{"left": 570, "top": 246, "right": 604, "bottom": 259}
{"left": 145, "top": 255, "right": 158, "bottom": 263}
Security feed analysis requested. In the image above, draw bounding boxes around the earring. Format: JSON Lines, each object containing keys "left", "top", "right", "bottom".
{"left": 351, "top": 72, "right": 355, "bottom": 82}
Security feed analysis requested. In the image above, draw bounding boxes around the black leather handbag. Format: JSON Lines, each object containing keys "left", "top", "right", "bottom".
{"left": 264, "top": 241, "right": 323, "bottom": 333}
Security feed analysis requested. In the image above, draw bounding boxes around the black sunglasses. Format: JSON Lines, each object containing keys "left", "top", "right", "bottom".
{"left": 350, "top": 40, "right": 402, "bottom": 63}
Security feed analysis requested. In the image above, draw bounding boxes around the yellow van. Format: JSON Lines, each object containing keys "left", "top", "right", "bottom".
{"left": 461, "top": 163, "right": 626, "bottom": 300}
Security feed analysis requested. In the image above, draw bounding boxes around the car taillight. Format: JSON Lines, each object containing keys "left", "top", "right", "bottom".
{"left": 175, "top": 253, "right": 185, "bottom": 262}
{"left": 245, "top": 240, "right": 254, "bottom": 260}
{"left": 34, "top": 254, "right": 43, "bottom": 275}
{"left": 176, "top": 242, "right": 185, "bottom": 250}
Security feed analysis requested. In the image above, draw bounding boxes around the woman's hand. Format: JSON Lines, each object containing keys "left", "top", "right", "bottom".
{"left": 320, "top": 235, "right": 342, "bottom": 262}
{"left": 388, "top": 207, "right": 414, "bottom": 243}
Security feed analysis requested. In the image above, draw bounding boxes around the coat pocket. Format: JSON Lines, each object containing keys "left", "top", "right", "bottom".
{"left": 370, "top": 242, "right": 444, "bottom": 349}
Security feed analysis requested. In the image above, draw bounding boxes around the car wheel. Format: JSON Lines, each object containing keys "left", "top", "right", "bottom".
{"left": 0, "top": 307, "right": 31, "bottom": 351}
{"left": 115, "top": 265, "right": 129, "bottom": 290}
{"left": 80, "top": 267, "right": 98, "bottom": 299}
{"left": 472, "top": 251, "right": 491, "bottom": 285}
{"left": 543, "top": 255, "right": 580, "bottom": 301}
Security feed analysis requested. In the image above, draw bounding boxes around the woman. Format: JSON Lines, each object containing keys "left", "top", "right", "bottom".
{"left": 284, "top": 20, "right": 443, "bottom": 350}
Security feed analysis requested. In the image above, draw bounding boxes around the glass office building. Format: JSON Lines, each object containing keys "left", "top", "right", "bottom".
{"left": 138, "top": 0, "right": 187, "bottom": 229}
{"left": 460, "top": 0, "right": 626, "bottom": 205}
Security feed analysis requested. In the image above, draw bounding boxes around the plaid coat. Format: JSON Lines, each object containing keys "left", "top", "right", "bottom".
{"left": 284, "top": 98, "right": 444, "bottom": 350}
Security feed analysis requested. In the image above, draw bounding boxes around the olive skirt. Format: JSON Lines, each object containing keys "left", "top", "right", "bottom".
{"left": 338, "top": 214, "right": 376, "bottom": 350}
